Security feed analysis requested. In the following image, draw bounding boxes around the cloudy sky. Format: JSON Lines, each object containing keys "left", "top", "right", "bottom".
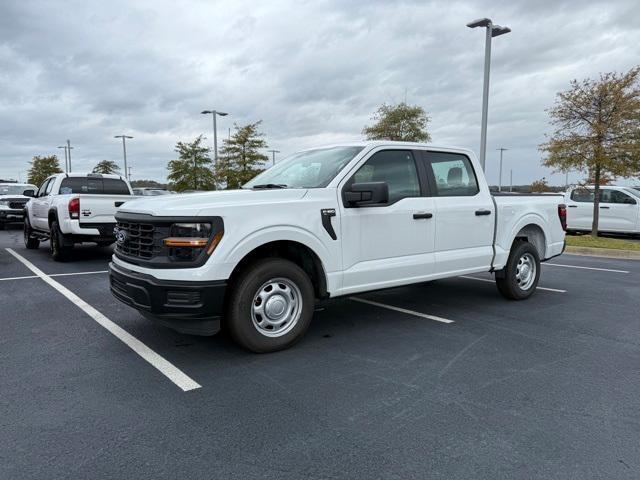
{"left": 1, "top": 0, "right": 639, "bottom": 186}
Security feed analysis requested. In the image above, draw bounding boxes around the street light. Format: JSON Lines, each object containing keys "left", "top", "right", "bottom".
{"left": 268, "top": 149, "right": 280, "bottom": 166}
{"left": 467, "top": 17, "right": 511, "bottom": 171}
{"left": 57, "top": 146, "right": 68, "bottom": 172}
{"left": 114, "top": 135, "right": 133, "bottom": 180}
{"left": 65, "top": 140, "right": 74, "bottom": 172}
{"left": 201, "top": 110, "right": 228, "bottom": 165}
{"left": 497, "top": 147, "right": 508, "bottom": 191}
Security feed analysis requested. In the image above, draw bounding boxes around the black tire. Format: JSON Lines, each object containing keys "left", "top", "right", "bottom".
{"left": 495, "top": 241, "right": 541, "bottom": 300}
{"left": 226, "top": 258, "right": 315, "bottom": 353}
{"left": 0, "top": 221, "right": 4, "bottom": 230}
{"left": 49, "top": 220, "right": 72, "bottom": 261}
{"left": 23, "top": 217, "right": 40, "bottom": 249}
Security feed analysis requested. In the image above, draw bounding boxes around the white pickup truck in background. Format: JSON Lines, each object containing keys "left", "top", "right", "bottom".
{"left": 24, "top": 173, "right": 134, "bottom": 260}
{"left": 565, "top": 185, "right": 640, "bottom": 235}
{"left": 0, "top": 183, "right": 37, "bottom": 230}
{"left": 109, "top": 142, "right": 567, "bottom": 352}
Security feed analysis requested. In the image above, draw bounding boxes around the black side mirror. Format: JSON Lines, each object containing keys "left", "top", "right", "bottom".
{"left": 344, "top": 182, "right": 389, "bottom": 206}
{"left": 623, "top": 197, "right": 637, "bottom": 205}
{"left": 22, "top": 189, "right": 35, "bottom": 197}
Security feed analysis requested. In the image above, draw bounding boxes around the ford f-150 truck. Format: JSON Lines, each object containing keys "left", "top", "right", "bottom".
{"left": 0, "top": 183, "right": 36, "bottom": 229}
{"left": 109, "top": 142, "right": 566, "bottom": 352}
{"left": 24, "top": 173, "right": 134, "bottom": 260}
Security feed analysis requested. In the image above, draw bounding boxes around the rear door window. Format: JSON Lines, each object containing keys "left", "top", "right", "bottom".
{"left": 425, "top": 152, "right": 479, "bottom": 197}
{"left": 570, "top": 189, "right": 594, "bottom": 203}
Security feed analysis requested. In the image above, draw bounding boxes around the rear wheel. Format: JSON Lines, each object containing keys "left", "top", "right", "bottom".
{"left": 226, "top": 258, "right": 315, "bottom": 353}
{"left": 495, "top": 241, "right": 540, "bottom": 300}
{"left": 49, "top": 220, "right": 72, "bottom": 261}
{"left": 23, "top": 217, "right": 40, "bottom": 249}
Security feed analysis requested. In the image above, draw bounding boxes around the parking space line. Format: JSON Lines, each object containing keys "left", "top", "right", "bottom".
{"left": 0, "top": 270, "right": 108, "bottom": 282}
{"left": 6, "top": 249, "right": 201, "bottom": 392}
{"left": 544, "top": 263, "right": 629, "bottom": 274}
{"left": 350, "top": 297, "right": 454, "bottom": 324}
{"left": 459, "top": 275, "right": 567, "bottom": 293}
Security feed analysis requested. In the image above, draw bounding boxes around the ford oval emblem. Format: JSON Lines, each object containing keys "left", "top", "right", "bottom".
{"left": 115, "top": 228, "right": 127, "bottom": 245}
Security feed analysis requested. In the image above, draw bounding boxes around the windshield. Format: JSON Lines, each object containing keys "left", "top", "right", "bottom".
{"left": 243, "top": 146, "right": 364, "bottom": 189}
{"left": 626, "top": 187, "right": 640, "bottom": 198}
{"left": 0, "top": 184, "right": 35, "bottom": 195}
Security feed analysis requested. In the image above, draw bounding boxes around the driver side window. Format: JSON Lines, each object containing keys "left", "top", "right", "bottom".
{"left": 37, "top": 179, "right": 51, "bottom": 197}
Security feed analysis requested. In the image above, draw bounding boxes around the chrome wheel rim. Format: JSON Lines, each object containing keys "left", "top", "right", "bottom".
{"left": 251, "top": 277, "right": 302, "bottom": 337}
{"left": 515, "top": 252, "right": 536, "bottom": 291}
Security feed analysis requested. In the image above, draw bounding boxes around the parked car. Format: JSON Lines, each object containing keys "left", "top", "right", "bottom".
{"left": 109, "top": 142, "right": 566, "bottom": 352}
{"left": 565, "top": 185, "right": 640, "bottom": 235}
{"left": 23, "top": 173, "right": 134, "bottom": 260}
{"left": 132, "top": 187, "right": 172, "bottom": 196}
{"left": 0, "top": 183, "right": 36, "bottom": 230}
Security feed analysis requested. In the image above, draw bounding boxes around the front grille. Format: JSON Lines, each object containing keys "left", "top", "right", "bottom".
{"left": 115, "top": 221, "right": 157, "bottom": 259}
{"left": 5, "top": 198, "right": 27, "bottom": 209}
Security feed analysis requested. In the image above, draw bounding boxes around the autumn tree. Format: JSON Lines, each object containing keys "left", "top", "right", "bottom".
{"left": 363, "top": 102, "right": 431, "bottom": 142}
{"left": 540, "top": 66, "right": 640, "bottom": 236}
{"left": 216, "top": 121, "right": 268, "bottom": 189}
{"left": 92, "top": 160, "right": 120, "bottom": 174}
{"left": 27, "top": 155, "right": 63, "bottom": 186}
{"left": 531, "top": 177, "right": 551, "bottom": 193}
{"left": 167, "top": 135, "right": 215, "bottom": 191}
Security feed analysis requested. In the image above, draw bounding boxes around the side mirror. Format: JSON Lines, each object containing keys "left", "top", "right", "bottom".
{"left": 344, "top": 182, "right": 389, "bottom": 206}
{"left": 23, "top": 189, "right": 35, "bottom": 197}
{"left": 623, "top": 197, "right": 637, "bottom": 205}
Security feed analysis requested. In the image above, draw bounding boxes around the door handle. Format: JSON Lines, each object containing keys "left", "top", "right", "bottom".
{"left": 475, "top": 209, "right": 492, "bottom": 216}
{"left": 413, "top": 212, "right": 433, "bottom": 220}
{"left": 600, "top": 206, "right": 610, "bottom": 209}
{"left": 568, "top": 205, "right": 578, "bottom": 208}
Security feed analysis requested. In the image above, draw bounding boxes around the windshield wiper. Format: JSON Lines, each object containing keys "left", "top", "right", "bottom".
{"left": 251, "top": 183, "right": 288, "bottom": 189}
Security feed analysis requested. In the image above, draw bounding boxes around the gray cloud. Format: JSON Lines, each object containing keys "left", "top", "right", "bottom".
{"left": 1, "top": 0, "right": 639, "bottom": 186}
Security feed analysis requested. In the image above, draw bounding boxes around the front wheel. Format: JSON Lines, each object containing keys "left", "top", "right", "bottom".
{"left": 226, "top": 258, "right": 315, "bottom": 353}
{"left": 495, "top": 241, "right": 540, "bottom": 300}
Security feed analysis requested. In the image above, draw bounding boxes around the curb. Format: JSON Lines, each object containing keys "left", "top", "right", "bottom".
{"left": 564, "top": 245, "right": 640, "bottom": 260}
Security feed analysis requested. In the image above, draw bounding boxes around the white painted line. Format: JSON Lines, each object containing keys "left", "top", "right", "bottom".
{"left": 460, "top": 275, "right": 567, "bottom": 293}
{"left": 0, "top": 270, "right": 108, "bottom": 282}
{"left": 350, "top": 297, "right": 454, "bottom": 324}
{"left": 5, "top": 248, "right": 201, "bottom": 392}
{"left": 544, "top": 263, "right": 629, "bottom": 274}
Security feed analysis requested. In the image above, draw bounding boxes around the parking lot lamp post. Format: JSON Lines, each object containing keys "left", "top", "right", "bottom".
{"left": 201, "top": 110, "right": 228, "bottom": 166}
{"left": 66, "top": 140, "right": 74, "bottom": 172}
{"left": 497, "top": 147, "right": 508, "bottom": 191}
{"left": 467, "top": 18, "right": 511, "bottom": 171}
{"left": 57, "top": 146, "right": 68, "bottom": 172}
{"left": 114, "top": 135, "right": 133, "bottom": 180}
{"left": 268, "top": 149, "right": 280, "bottom": 166}
{"left": 509, "top": 169, "right": 513, "bottom": 192}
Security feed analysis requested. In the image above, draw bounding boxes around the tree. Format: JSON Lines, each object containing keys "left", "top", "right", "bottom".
{"left": 531, "top": 177, "right": 551, "bottom": 193}
{"left": 167, "top": 135, "right": 215, "bottom": 191}
{"left": 92, "top": 160, "right": 120, "bottom": 174}
{"left": 27, "top": 155, "right": 63, "bottom": 186}
{"left": 216, "top": 121, "right": 268, "bottom": 189}
{"left": 540, "top": 66, "right": 640, "bottom": 236}
{"left": 362, "top": 102, "right": 431, "bottom": 142}
{"left": 131, "top": 179, "right": 168, "bottom": 189}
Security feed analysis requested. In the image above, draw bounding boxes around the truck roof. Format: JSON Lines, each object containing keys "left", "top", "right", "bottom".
{"left": 52, "top": 172, "right": 126, "bottom": 180}
{"left": 308, "top": 141, "right": 475, "bottom": 156}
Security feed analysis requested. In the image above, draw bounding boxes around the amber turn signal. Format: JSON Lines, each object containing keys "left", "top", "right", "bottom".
{"left": 163, "top": 237, "right": 209, "bottom": 247}
{"left": 206, "top": 231, "right": 223, "bottom": 255}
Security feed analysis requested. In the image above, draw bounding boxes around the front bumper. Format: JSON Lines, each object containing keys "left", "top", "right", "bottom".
{"left": 0, "top": 209, "right": 25, "bottom": 222}
{"left": 109, "top": 262, "right": 226, "bottom": 336}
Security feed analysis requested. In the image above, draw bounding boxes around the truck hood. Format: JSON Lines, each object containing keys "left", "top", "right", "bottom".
{"left": 0, "top": 194, "right": 30, "bottom": 200}
{"left": 118, "top": 188, "right": 309, "bottom": 216}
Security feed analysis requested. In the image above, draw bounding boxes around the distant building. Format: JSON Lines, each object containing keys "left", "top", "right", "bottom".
{"left": 0, "top": 178, "right": 18, "bottom": 183}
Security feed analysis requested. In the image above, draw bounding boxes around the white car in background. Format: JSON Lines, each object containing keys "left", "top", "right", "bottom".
{"left": 0, "top": 183, "right": 37, "bottom": 230}
{"left": 565, "top": 185, "right": 640, "bottom": 235}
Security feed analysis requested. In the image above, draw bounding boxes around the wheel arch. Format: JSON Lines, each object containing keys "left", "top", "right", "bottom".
{"left": 509, "top": 217, "right": 548, "bottom": 260}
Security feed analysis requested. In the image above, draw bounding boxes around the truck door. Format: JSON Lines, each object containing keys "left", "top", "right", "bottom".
{"left": 31, "top": 178, "right": 54, "bottom": 230}
{"left": 566, "top": 188, "right": 594, "bottom": 230}
{"left": 339, "top": 148, "right": 436, "bottom": 294}
{"left": 420, "top": 151, "right": 494, "bottom": 274}
{"left": 598, "top": 189, "right": 639, "bottom": 233}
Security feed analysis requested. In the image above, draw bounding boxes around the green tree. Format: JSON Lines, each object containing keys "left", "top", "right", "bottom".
{"left": 216, "top": 121, "right": 268, "bottom": 189}
{"left": 540, "top": 66, "right": 640, "bottom": 236}
{"left": 362, "top": 102, "right": 431, "bottom": 142}
{"left": 27, "top": 155, "right": 63, "bottom": 186}
{"left": 92, "top": 160, "right": 120, "bottom": 174}
{"left": 167, "top": 135, "right": 215, "bottom": 191}
{"left": 131, "top": 179, "right": 168, "bottom": 189}
{"left": 531, "top": 177, "right": 551, "bottom": 193}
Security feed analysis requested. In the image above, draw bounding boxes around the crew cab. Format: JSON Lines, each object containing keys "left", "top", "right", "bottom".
{"left": 565, "top": 185, "right": 640, "bottom": 235}
{"left": 109, "top": 142, "right": 566, "bottom": 352}
{"left": 0, "top": 183, "right": 36, "bottom": 230}
{"left": 24, "top": 173, "right": 134, "bottom": 259}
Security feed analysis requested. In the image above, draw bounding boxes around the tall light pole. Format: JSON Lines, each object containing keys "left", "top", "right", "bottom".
{"left": 200, "top": 110, "right": 228, "bottom": 165}
{"left": 114, "top": 135, "right": 133, "bottom": 180}
{"left": 57, "top": 146, "right": 68, "bottom": 172}
{"left": 497, "top": 147, "right": 508, "bottom": 192}
{"left": 509, "top": 169, "right": 513, "bottom": 192}
{"left": 66, "top": 140, "right": 74, "bottom": 172}
{"left": 467, "top": 18, "right": 511, "bottom": 171}
{"left": 268, "top": 149, "right": 280, "bottom": 166}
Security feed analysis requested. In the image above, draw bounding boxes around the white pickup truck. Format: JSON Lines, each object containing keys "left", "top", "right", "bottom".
{"left": 565, "top": 185, "right": 640, "bottom": 235}
{"left": 0, "top": 183, "right": 37, "bottom": 229}
{"left": 24, "top": 173, "right": 134, "bottom": 260}
{"left": 109, "top": 142, "right": 566, "bottom": 352}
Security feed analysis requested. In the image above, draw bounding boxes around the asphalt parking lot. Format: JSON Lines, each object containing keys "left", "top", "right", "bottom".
{"left": 1, "top": 224, "right": 639, "bottom": 480}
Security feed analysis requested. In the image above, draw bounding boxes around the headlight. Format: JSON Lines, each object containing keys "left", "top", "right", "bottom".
{"left": 163, "top": 222, "right": 223, "bottom": 262}
{"left": 0, "top": 200, "right": 10, "bottom": 207}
